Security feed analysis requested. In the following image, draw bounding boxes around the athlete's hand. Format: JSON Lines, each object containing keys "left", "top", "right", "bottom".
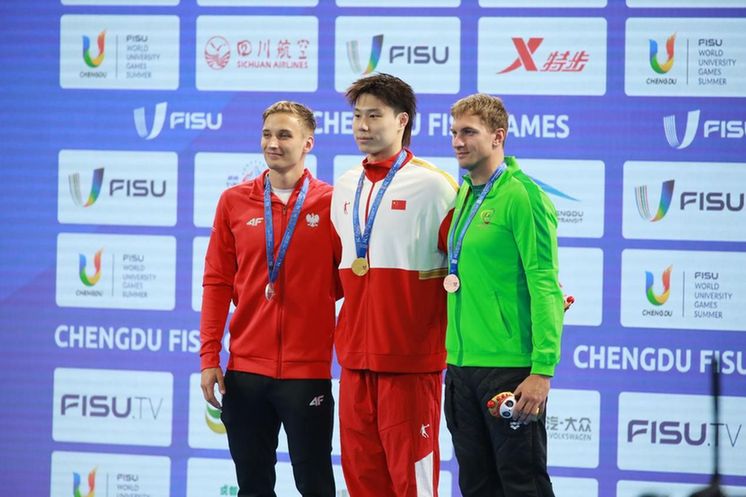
{"left": 512, "top": 374, "right": 550, "bottom": 424}
{"left": 201, "top": 367, "right": 225, "bottom": 409}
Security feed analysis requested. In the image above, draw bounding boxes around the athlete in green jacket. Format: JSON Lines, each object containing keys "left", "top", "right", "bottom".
{"left": 443, "top": 93, "right": 565, "bottom": 497}
{"left": 446, "top": 154, "right": 565, "bottom": 375}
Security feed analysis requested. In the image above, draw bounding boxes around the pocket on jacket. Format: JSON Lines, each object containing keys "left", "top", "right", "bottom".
{"left": 494, "top": 291, "right": 530, "bottom": 354}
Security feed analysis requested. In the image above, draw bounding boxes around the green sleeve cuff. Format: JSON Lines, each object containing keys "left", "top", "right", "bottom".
{"left": 531, "top": 362, "right": 556, "bottom": 377}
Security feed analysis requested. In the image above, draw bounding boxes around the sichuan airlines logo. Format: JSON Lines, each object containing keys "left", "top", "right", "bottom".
{"left": 82, "top": 31, "right": 106, "bottom": 68}
{"left": 635, "top": 180, "right": 674, "bottom": 222}
{"left": 346, "top": 34, "right": 383, "bottom": 74}
{"left": 663, "top": 110, "right": 700, "bottom": 149}
{"left": 69, "top": 168, "right": 104, "bottom": 208}
{"left": 649, "top": 34, "right": 675, "bottom": 74}
{"left": 498, "top": 37, "right": 589, "bottom": 74}
{"left": 79, "top": 249, "right": 103, "bottom": 287}
{"left": 204, "top": 36, "right": 231, "bottom": 70}
{"left": 645, "top": 265, "right": 672, "bottom": 306}
{"left": 72, "top": 468, "right": 96, "bottom": 497}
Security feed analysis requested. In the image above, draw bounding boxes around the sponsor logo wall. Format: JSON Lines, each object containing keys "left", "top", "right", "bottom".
{"left": 1, "top": 1, "right": 745, "bottom": 496}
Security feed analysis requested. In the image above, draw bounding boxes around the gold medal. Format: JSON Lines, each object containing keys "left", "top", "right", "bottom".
{"left": 443, "top": 274, "right": 460, "bottom": 293}
{"left": 351, "top": 257, "right": 369, "bottom": 276}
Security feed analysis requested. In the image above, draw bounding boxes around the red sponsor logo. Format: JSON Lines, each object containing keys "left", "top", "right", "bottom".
{"left": 499, "top": 37, "right": 589, "bottom": 74}
{"left": 205, "top": 36, "right": 231, "bottom": 70}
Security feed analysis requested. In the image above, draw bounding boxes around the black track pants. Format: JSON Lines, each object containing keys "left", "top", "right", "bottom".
{"left": 221, "top": 370, "right": 335, "bottom": 497}
{"left": 444, "top": 365, "right": 554, "bottom": 497}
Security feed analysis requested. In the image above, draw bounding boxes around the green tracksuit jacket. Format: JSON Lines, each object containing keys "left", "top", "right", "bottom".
{"left": 445, "top": 156, "right": 565, "bottom": 376}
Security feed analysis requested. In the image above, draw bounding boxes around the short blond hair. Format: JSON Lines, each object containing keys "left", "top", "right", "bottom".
{"left": 262, "top": 101, "right": 316, "bottom": 133}
{"left": 451, "top": 93, "right": 508, "bottom": 139}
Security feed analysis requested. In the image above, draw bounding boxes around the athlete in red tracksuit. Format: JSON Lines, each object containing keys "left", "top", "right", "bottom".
{"left": 200, "top": 101, "right": 340, "bottom": 497}
{"left": 331, "top": 74, "right": 457, "bottom": 497}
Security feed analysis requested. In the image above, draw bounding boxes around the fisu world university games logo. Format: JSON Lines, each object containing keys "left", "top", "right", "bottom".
{"left": 649, "top": 34, "right": 675, "bottom": 75}
{"left": 635, "top": 180, "right": 674, "bottom": 222}
{"left": 73, "top": 468, "right": 96, "bottom": 497}
{"left": 79, "top": 249, "right": 103, "bottom": 287}
{"left": 346, "top": 34, "right": 383, "bottom": 74}
{"left": 82, "top": 30, "right": 106, "bottom": 68}
{"left": 646, "top": 265, "right": 672, "bottom": 306}
{"left": 68, "top": 168, "right": 104, "bottom": 208}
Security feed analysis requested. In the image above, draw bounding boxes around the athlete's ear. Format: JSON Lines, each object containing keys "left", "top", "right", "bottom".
{"left": 493, "top": 128, "right": 506, "bottom": 148}
{"left": 398, "top": 112, "right": 409, "bottom": 130}
{"left": 304, "top": 134, "right": 314, "bottom": 154}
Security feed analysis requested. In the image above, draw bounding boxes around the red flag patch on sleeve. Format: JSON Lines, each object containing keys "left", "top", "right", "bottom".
{"left": 391, "top": 199, "right": 407, "bottom": 210}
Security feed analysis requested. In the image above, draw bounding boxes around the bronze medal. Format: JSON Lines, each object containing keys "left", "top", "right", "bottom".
{"left": 443, "top": 274, "right": 460, "bottom": 293}
{"left": 264, "top": 282, "right": 275, "bottom": 301}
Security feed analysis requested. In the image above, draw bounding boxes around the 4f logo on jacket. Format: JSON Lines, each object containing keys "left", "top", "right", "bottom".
{"left": 246, "top": 217, "right": 263, "bottom": 227}
{"left": 309, "top": 395, "right": 325, "bottom": 407}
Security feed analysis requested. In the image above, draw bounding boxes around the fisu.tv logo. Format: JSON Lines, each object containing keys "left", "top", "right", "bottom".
{"left": 645, "top": 265, "right": 672, "bottom": 306}
{"left": 133, "top": 102, "right": 222, "bottom": 140}
{"left": 82, "top": 30, "right": 106, "bottom": 68}
{"left": 73, "top": 468, "right": 96, "bottom": 497}
{"left": 79, "top": 249, "right": 103, "bottom": 287}
{"left": 635, "top": 179, "right": 674, "bottom": 222}
{"left": 649, "top": 33, "right": 675, "bottom": 74}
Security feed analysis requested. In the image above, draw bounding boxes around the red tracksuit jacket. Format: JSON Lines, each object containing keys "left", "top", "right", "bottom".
{"left": 200, "top": 169, "right": 340, "bottom": 379}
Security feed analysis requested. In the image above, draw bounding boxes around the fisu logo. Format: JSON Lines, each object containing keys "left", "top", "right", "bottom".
{"left": 133, "top": 102, "right": 168, "bottom": 140}
{"left": 663, "top": 110, "right": 700, "bottom": 149}
{"left": 635, "top": 180, "right": 674, "bottom": 222}
{"left": 347, "top": 35, "right": 383, "bottom": 74}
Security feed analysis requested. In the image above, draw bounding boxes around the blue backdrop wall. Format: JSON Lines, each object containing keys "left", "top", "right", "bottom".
{"left": 1, "top": 1, "right": 746, "bottom": 496}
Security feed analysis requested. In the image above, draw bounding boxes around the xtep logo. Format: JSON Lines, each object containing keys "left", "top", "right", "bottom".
{"left": 645, "top": 265, "right": 672, "bottom": 306}
{"left": 133, "top": 102, "right": 222, "bottom": 140}
{"left": 79, "top": 249, "right": 103, "bottom": 287}
{"left": 204, "top": 402, "right": 226, "bottom": 434}
{"left": 636, "top": 180, "right": 674, "bottom": 222}
{"left": 82, "top": 31, "right": 106, "bottom": 68}
{"left": 649, "top": 34, "right": 676, "bottom": 74}
{"left": 499, "top": 37, "right": 589, "bottom": 74}
{"left": 531, "top": 177, "right": 579, "bottom": 202}
{"left": 346, "top": 34, "right": 383, "bottom": 74}
{"left": 663, "top": 110, "right": 700, "bottom": 149}
{"left": 500, "top": 38, "right": 543, "bottom": 73}
{"left": 69, "top": 168, "right": 104, "bottom": 208}
{"left": 72, "top": 468, "right": 96, "bottom": 497}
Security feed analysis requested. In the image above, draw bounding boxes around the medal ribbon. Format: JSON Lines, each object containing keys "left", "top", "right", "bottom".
{"left": 353, "top": 149, "right": 408, "bottom": 259}
{"left": 447, "top": 164, "right": 506, "bottom": 277}
{"left": 264, "top": 175, "right": 309, "bottom": 286}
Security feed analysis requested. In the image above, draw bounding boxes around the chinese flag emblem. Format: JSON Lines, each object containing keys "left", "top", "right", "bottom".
{"left": 391, "top": 200, "right": 407, "bottom": 210}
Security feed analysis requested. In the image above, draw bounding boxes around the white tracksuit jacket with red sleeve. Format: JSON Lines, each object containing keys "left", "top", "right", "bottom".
{"left": 331, "top": 149, "right": 458, "bottom": 373}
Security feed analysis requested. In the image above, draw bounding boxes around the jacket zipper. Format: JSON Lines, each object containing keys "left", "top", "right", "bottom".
{"left": 361, "top": 177, "right": 376, "bottom": 370}
{"left": 453, "top": 189, "right": 468, "bottom": 367}
{"left": 276, "top": 201, "right": 288, "bottom": 379}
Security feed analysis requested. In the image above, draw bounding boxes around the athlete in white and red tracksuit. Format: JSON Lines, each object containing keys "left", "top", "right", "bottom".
{"left": 200, "top": 102, "right": 340, "bottom": 497}
{"left": 331, "top": 74, "right": 457, "bottom": 497}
